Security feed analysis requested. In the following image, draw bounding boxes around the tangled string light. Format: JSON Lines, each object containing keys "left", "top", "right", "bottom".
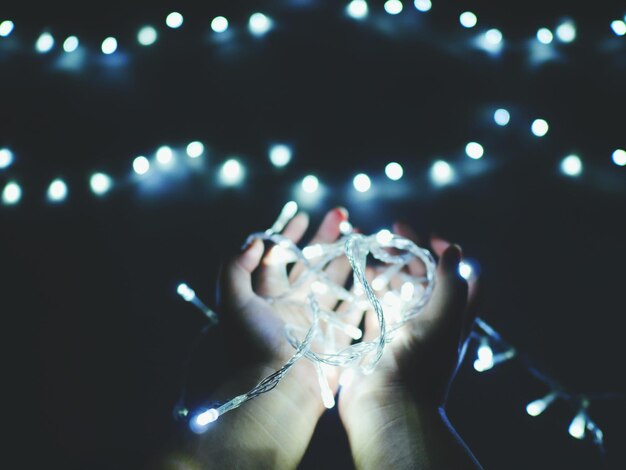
{"left": 177, "top": 201, "right": 436, "bottom": 430}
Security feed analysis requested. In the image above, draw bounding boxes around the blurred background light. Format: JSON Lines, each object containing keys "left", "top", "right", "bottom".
{"left": 560, "top": 154, "right": 582, "bottom": 177}
{"left": 536, "top": 28, "right": 554, "bottom": 44}
{"left": 0, "top": 20, "right": 14, "bottom": 37}
{"left": 63, "top": 36, "right": 79, "bottom": 53}
{"left": 346, "top": 0, "right": 369, "bottom": 20}
{"left": 531, "top": 119, "right": 549, "bottom": 137}
{"left": 485, "top": 28, "right": 503, "bottom": 45}
{"left": 137, "top": 26, "right": 158, "bottom": 46}
{"left": 556, "top": 20, "right": 576, "bottom": 43}
{"left": 166, "top": 12, "right": 183, "bottom": 29}
{"left": 269, "top": 144, "right": 292, "bottom": 168}
{"left": 219, "top": 159, "right": 244, "bottom": 186}
{"left": 101, "top": 37, "right": 117, "bottom": 55}
{"left": 465, "top": 142, "right": 484, "bottom": 160}
{"left": 211, "top": 16, "right": 229, "bottom": 33}
{"left": 459, "top": 12, "right": 477, "bottom": 29}
{"left": 384, "top": 162, "right": 403, "bottom": 180}
{"left": 156, "top": 146, "right": 174, "bottom": 165}
{"left": 35, "top": 32, "right": 54, "bottom": 53}
{"left": 611, "top": 149, "right": 626, "bottom": 166}
{"left": 2, "top": 181, "right": 21, "bottom": 205}
{"left": 384, "top": 0, "right": 403, "bottom": 15}
{"left": 90, "top": 173, "right": 113, "bottom": 196}
{"left": 494, "top": 108, "right": 510, "bottom": 126}
{"left": 414, "top": 0, "right": 431, "bottom": 12}
{"left": 611, "top": 20, "right": 626, "bottom": 36}
{"left": 0, "top": 148, "right": 14, "bottom": 169}
{"left": 133, "top": 156, "right": 150, "bottom": 175}
{"left": 353, "top": 173, "right": 371, "bottom": 192}
{"left": 430, "top": 160, "right": 454, "bottom": 186}
{"left": 248, "top": 13, "right": 273, "bottom": 36}
{"left": 301, "top": 175, "right": 319, "bottom": 193}
{"left": 47, "top": 178, "right": 68, "bottom": 203}
{"left": 186, "top": 141, "right": 204, "bottom": 159}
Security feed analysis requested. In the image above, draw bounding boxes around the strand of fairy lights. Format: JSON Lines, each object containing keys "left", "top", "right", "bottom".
{"left": 0, "top": 3, "right": 624, "bottom": 60}
{"left": 173, "top": 202, "right": 622, "bottom": 453}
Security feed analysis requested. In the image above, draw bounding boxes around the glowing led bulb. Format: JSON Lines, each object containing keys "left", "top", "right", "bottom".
{"left": 47, "top": 178, "right": 68, "bottom": 203}
{"left": 219, "top": 158, "right": 244, "bottom": 186}
{"left": 137, "top": 26, "right": 157, "bottom": 46}
{"left": 485, "top": 28, "right": 503, "bottom": 45}
{"left": 339, "top": 220, "right": 353, "bottom": 235}
{"left": 0, "top": 20, "right": 14, "bottom": 37}
{"left": 211, "top": 16, "right": 229, "bottom": 33}
{"left": 376, "top": 229, "right": 393, "bottom": 245}
{"left": 303, "top": 244, "right": 324, "bottom": 259}
{"left": 459, "top": 12, "right": 477, "bottom": 28}
{"left": 346, "top": 0, "right": 369, "bottom": 19}
{"left": 531, "top": 119, "right": 549, "bottom": 137}
{"left": 248, "top": 13, "right": 273, "bottom": 36}
{"left": 166, "top": 12, "right": 183, "bottom": 29}
{"left": 560, "top": 154, "right": 582, "bottom": 177}
{"left": 458, "top": 260, "right": 473, "bottom": 280}
{"left": 269, "top": 144, "right": 292, "bottom": 168}
{"left": 400, "top": 282, "right": 415, "bottom": 301}
{"left": 156, "top": 146, "right": 173, "bottom": 165}
{"left": 473, "top": 342, "right": 494, "bottom": 372}
{"left": 2, "top": 181, "right": 21, "bottom": 205}
{"left": 494, "top": 108, "right": 510, "bottom": 126}
{"left": 177, "top": 283, "right": 196, "bottom": 302}
{"left": 611, "top": 20, "right": 626, "bottom": 36}
{"left": 525, "top": 392, "right": 558, "bottom": 417}
{"left": 385, "top": 162, "right": 403, "bottom": 180}
{"left": 36, "top": 32, "right": 54, "bottom": 53}
{"left": 612, "top": 149, "right": 626, "bottom": 166}
{"left": 384, "top": 0, "right": 403, "bottom": 15}
{"left": 353, "top": 173, "right": 371, "bottom": 192}
{"left": 0, "top": 148, "right": 14, "bottom": 169}
{"left": 430, "top": 160, "right": 453, "bottom": 186}
{"left": 537, "top": 28, "right": 553, "bottom": 44}
{"left": 301, "top": 175, "right": 319, "bottom": 193}
{"left": 89, "top": 172, "right": 113, "bottom": 196}
{"left": 556, "top": 20, "right": 576, "bottom": 43}
{"left": 190, "top": 408, "right": 219, "bottom": 433}
{"left": 186, "top": 141, "right": 204, "bottom": 158}
{"left": 63, "top": 36, "right": 79, "bottom": 53}
{"left": 316, "top": 363, "right": 336, "bottom": 409}
{"left": 101, "top": 37, "right": 117, "bottom": 55}
{"left": 414, "top": 0, "right": 431, "bottom": 12}
{"left": 465, "top": 142, "right": 484, "bottom": 159}
{"left": 568, "top": 410, "right": 587, "bottom": 439}
{"left": 133, "top": 156, "right": 150, "bottom": 175}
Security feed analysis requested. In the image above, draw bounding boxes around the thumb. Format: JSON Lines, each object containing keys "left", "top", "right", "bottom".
{"left": 416, "top": 244, "right": 468, "bottom": 342}
{"left": 219, "top": 238, "right": 264, "bottom": 310}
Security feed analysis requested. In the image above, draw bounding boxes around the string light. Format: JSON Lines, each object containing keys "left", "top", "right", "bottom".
{"left": 133, "top": 156, "right": 150, "bottom": 175}
{"left": 63, "top": 36, "right": 79, "bottom": 53}
{"left": 219, "top": 158, "right": 244, "bottom": 186}
{"left": 568, "top": 405, "right": 588, "bottom": 439}
{"left": 414, "top": 0, "right": 432, "bottom": 12}
{"left": 537, "top": 28, "right": 554, "bottom": 44}
{"left": 47, "top": 178, "right": 68, "bottom": 203}
{"left": 556, "top": 20, "right": 576, "bottom": 43}
{"left": 531, "top": 118, "right": 549, "bottom": 137}
{"left": 346, "top": 0, "right": 369, "bottom": 20}
{"left": 90, "top": 172, "right": 113, "bottom": 196}
{"left": 0, "top": 20, "right": 14, "bottom": 37}
{"left": 211, "top": 16, "right": 229, "bottom": 34}
{"left": 430, "top": 160, "right": 454, "bottom": 186}
{"left": 353, "top": 173, "right": 371, "bottom": 192}
{"left": 248, "top": 13, "right": 273, "bottom": 36}
{"left": 301, "top": 175, "right": 319, "bottom": 193}
{"left": 526, "top": 391, "right": 559, "bottom": 417}
{"left": 494, "top": 108, "right": 510, "bottom": 126}
{"left": 35, "top": 32, "right": 55, "bottom": 53}
{"left": 101, "top": 37, "right": 117, "bottom": 55}
{"left": 2, "top": 181, "right": 21, "bottom": 205}
{"left": 269, "top": 144, "right": 292, "bottom": 168}
{"left": 176, "top": 282, "right": 218, "bottom": 323}
{"left": 611, "top": 20, "right": 626, "bottom": 36}
{"left": 186, "top": 141, "right": 204, "bottom": 159}
{"left": 560, "top": 154, "right": 582, "bottom": 177}
{"left": 385, "top": 162, "right": 403, "bottom": 181}
{"left": 156, "top": 146, "right": 174, "bottom": 165}
{"left": 0, "top": 148, "right": 14, "bottom": 169}
{"left": 459, "top": 12, "right": 478, "bottom": 29}
{"left": 612, "top": 149, "right": 626, "bottom": 166}
{"left": 485, "top": 28, "right": 503, "bottom": 45}
{"left": 465, "top": 142, "right": 484, "bottom": 160}
{"left": 137, "top": 26, "right": 158, "bottom": 46}
{"left": 384, "top": 0, "right": 403, "bottom": 16}
{"left": 166, "top": 12, "right": 184, "bottom": 29}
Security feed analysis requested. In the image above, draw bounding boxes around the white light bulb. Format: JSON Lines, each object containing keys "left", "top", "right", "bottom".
{"left": 400, "top": 282, "right": 415, "bottom": 301}
{"left": 2, "top": 181, "right": 21, "bottom": 205}
{"left": 430, "top": 160, "right": 454, "bottom": 185}
{"left": 0, "top": 148, "right": 14, "bottom": 169}
{"left": 249, "top": 13, "right": 273, "bottom": 36}
{"left": 137, "top": 26, "right": 158, "bottom": 46}
{"left": 303, "top": 244, "right": 324, "bottom": 259}
{"left": 537, "top": 28, "right": 553, "bottom": 44}
{"left": 311, "top": 281, "right": 329, "bottom": 295}
{"left": 177, "top": 283, "right": 196, "bottom": 302}
{"left": 525, "top": 392, "right": 558, "bottom": 417}
{"left": 35, "top": 32, "right": 54, "bottom": 53}
{"left": 0, "top": 20, "right": 14, "bottom": 37}
{"left": 101, "top": 37, "right": 117, "bottom": 55}
{"left": 301, "top": 175, "right": 319, "bottom": 193}
{"left": 531, "top": 119, "right": 549, "bottom": 137}
{"left": 414, "top": 0, "right": 431, "bottom": 12}
{"left": 133, "top": 156, "right": 150, "bottom": 175}
{"left": 384, "top": 0, "right": 403, "bottom": 15}
{"left": 474, "top": 342, "right": 494, "bottom": 372}
{"left": 269, "top": 144, "right": 292, "bottom": 168}
{"left": 166, "top": 12, "right": 183, "bottom": 29}
{"left": 560, "top": 154, "right": 582, "bottom": 177}
{"left": 611, "top": 20, "right": 626, "bottom": 36}
{"left": 556, "top": 21, "right": 576, "bottom": 43}
{"left": 494, "top": 108, "right": 510, "bottom": 126}
{"left": 375, "top": 229, "right": 393, "bottom": 245}
{"left": 612, "top": 149, "right": 626, "bottom": 166}
{"left": 353, "top": 173, "right": 371, "bottom": 192}
{"left": 346, "top": 0, "right": 369, "bottom": 20}
{"left": 465, "top": 142, "right": 484, "bottom": 160}
{"left": 89, "top": 172, "right": 113, "bottom": 196}
{"left": 47, "top": 178, "right": 68, "bottom": 203}
{"left": 459, "top": 12, "right": 477, "bottom": 28}
{"left": 385, "top": 162, "right": 403, "bottom": 180}
{"left": 458, "top": 260, "right": 473, "bottom": 280}
{"left": 485, "top": 28, "right": 503, "bottom": 45}
{"left": 155, "top": 146, "right": 174, "bottom": 165}
{"left": 219, "top": 159, "right": 244, "bottom": 186}
{"left": 63, "top": 36, "right": 79, "bottom": 53}
{"left": 211, "top": 16, "right": 229, "bottom": 33}
{"left": 568, "top": 410, "right": 587, "bottom": 439}
{"left": 190, "top": 408, "right": 219, "bottom": 433}
{"left": 186, "top": 141, "right": 204, "bottom": 158}
{"left": 339, "top": 220, "right": 353, "bottom": 235}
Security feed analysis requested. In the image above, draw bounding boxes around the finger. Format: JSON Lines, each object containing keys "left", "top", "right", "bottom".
{"left": 430, "top": 234, "right": 450, "bottom": 258}
{"left": 219, "top": 238, "right": 264, "bottom": 310}
{"left": 413, "top": 244, "right": 468, "bottom": 344}
{"left": 257, "top": 213, "right": 310, "bottom": 297}
{"left": 289, "top": 207, "right": 348, "bottom": 283}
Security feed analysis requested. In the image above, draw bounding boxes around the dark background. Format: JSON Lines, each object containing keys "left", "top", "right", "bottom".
{"left": 1, "top": 1, "right": 625, "bottom": 468}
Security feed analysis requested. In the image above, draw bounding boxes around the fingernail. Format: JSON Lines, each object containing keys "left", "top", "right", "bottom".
{"left": 240, "top": 236, "right": 256, "bottom": 251}
{"left": 336, "top": 207, "right": 349, "bottom": 220}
